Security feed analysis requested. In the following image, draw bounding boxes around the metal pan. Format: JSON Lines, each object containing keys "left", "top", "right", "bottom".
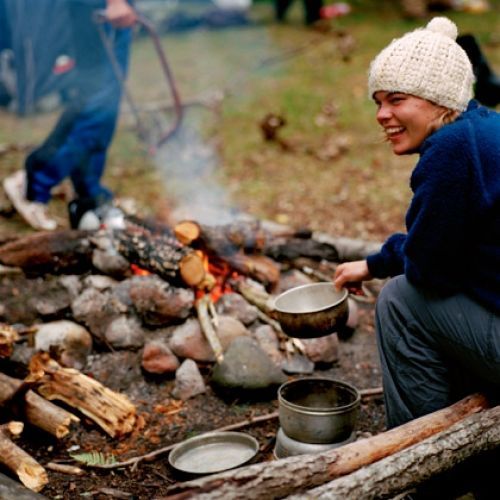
{"left": 168, "top": 431, "right": 259, "bottom": 476}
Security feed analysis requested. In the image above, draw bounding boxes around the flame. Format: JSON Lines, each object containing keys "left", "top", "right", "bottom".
{"left": 130, "top": 263, "right": 151, "bottom": 276}
{"left": 195, "top": 251, "right": 237, "bottom": 302}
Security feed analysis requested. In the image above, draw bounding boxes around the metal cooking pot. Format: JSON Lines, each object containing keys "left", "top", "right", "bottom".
{"left": 273, "top": 282, "right": 348, "bottom": 338}
{"left": 278, "top": 377, "right": 360, "bottom": 444}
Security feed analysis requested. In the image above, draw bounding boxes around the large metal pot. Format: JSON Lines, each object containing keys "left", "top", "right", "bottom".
{"left": 273, "top": 282, "right": 348, "bottom": 338}
{"left": 278, "top": 377, "right": 360, "bottom": 444}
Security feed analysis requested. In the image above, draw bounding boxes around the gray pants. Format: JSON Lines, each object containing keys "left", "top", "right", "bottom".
{"left": 375, "top": 275, "right": 500, "bottom": 428}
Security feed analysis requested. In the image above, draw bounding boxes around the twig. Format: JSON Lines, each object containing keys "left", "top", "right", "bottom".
{"left": 46, "top": 462, "right": 85, "bottom": 476}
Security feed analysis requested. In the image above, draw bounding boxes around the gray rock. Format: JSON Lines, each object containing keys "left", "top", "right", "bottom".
{"left": 216, "top": 293, "right": 258, "bottom": 325}
{"left": 211, "top": 336, "right": 286, "bottom": 393}
{"left": 172, "top": 359, "right": 206, "bottom": 400}
{"left": 35, "top": 320, "right": 92, "bottom": 370}
{"left": 301, "top": 333, "right": 339, "bottom": 365}
{"left": 169, "top": 318, "right": 215, "bottom": 362}
{"left": 216, "top": 315, "right": 250, "bottom": 350}
{"left": 104, "top": 315, "right": 146, "bottom": 349}
{"left": 253, "top": 324, "right": 282, "bottom": 365}
{"left": 281, "top": 353, "right": 315, "bottom": 375}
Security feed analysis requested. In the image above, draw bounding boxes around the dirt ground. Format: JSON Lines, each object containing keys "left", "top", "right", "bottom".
{"left": 0, "top": 270, "right": 386, "bottom": 499}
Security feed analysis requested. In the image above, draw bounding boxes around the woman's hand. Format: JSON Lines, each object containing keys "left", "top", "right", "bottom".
{"left": 106, "top": 0, "right": 137, "bottom": 28}
{"left": 334, "top": 260, "right": 372, "bottom": 290}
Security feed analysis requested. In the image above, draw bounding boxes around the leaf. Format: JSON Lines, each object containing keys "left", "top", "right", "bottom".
{"left": 70, "top": 451, "right": 117, "bottom": 467}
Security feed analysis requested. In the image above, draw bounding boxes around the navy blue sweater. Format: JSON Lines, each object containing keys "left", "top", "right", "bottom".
{"left": 366, "top": 101, "right": 500, "bottom": 314}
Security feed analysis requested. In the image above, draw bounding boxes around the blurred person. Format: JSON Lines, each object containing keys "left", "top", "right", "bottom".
{"left": 334, "top": 17, "right": 500, "bottom": 431}
{"left": 274, "top": 0, "right": 324, "bottom": 25}
{"left": 3, "top": 0, "right": 137, "bottom": 230}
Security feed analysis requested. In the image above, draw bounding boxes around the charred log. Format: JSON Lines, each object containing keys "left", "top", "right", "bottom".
{"left": 113, "top": 227, "right": 205, "bottom": 287}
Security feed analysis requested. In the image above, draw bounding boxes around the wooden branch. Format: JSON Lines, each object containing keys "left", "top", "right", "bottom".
{"left": 28, "top": 353, "right": 136, "bottom": 438}
{"left": 0, "top": 230, "right": 93, "bottom": 275}
{"left": 0, "top": 422, "right": 48, "bottom": 492}
{"left": 195, "top": 296, "right": 224, "bottom": 363}
{"left": 46, "top": 462, "right": 85, "bottom": 476}
{"left": 113, "top": 227, "right": 205, "bottom": 287}
{"left": 231, "top": 277, "right": 274, "bottom": 315}
{"left": 0, "top": 471, "right": 47, "bottom": 499}
{"left": 312, "top": 232, "right": 382, "bottom": 262}
{"left": 0, "top": 372, "right": 80, "bottom": 438}
{"left": 293, "top": 405, "right": 500, "bottom": 499}
{"left": 163, "top": 393, "right": 489, "bottom": 499}
{"left": 24, "top": 390, "right": 80, "bottom": 438}
{"left": 0, "top": 323, "right": 19, "bottom": 358}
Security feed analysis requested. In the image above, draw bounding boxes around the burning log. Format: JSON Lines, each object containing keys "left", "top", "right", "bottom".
{"left": 0, "top": 421, "right": 48, "bottom": 492}
{"left": 163, "top": 393, "right": 489, "bottom": 499}
{"left": 0, "top": 323, "right": 19, "bottom": 358}
{"left": 175, "top": 220, "right": 281, "bottom": 288}
{"left": 290, "top": 404, "right": 500, "bottom": 499}
{"left": 0, "top": 230, "right": 93, "bottom": 275}
{"left": 27, "top": 353, "right": 136, "bottom": 438}
{"left": 0, "top": 373, "right": 80, "bottom": 439}
{"left": 113, "top": 227, "right": 205, "bottom": 287}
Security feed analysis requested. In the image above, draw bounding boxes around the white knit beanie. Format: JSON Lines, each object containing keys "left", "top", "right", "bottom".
{"left": 368, "top": 17, "right": 474, "bottom": 112}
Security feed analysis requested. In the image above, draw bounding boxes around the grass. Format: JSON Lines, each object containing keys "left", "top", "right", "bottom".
{"left": 1, "top": 0, "right": 499, "bottom": 239}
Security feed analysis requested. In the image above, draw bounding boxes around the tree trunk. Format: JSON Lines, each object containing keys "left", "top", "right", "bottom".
{"left": 28, "top": 353, "right": 136, "bottom": 438}
{"left": 288, "top": 405, "right": 500, "bottom": 499}
{"left": 163, "top": 393, "right": 488, "bottom": 499}
{"left": 0, "top": 230, "right": 93, "bottom": 275}
{"left": 0, "top": 423, "right": 48, "bottom": 492}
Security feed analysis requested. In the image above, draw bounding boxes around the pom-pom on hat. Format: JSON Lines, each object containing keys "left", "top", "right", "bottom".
{"left": 368, "top": 17, "right": 474, "bottom": 112}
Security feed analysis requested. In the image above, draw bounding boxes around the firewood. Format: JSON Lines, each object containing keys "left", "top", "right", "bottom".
{"left": 231, "top": 277, "right": 274, "bottom": 315}
{"left": 175, "top": 221, "right": 281, "bottom": 287}
{"left": 0, "top": 372, "right": 80, "bottom": 438}
{"left": 0, "top": 323, "right": 19, "bottom": 358}
{"left": 24, "top": 390, "right": 80, "bottom": 438}
{"left": 0, "top": 422, "right": 48, "bottom": 492}
{"left": 113, "top": 228, "right": 205, "bottom": 287}
{"left": 163, "top": 393, "right": 489, "bottom": 499}
{"left": 196, "top": 295, "right": 224, "bottom": 363}
{"left": 0, "top": 230, "right": 93, "bottom": 275}
{"left": 0, "top": 471, "right": 46, "bottom": 499}
{"left": 292, "top": 405, "right": 500, "bottom": 499}
{"left": 27, "top": 353, "right": 136, "bottom": 438}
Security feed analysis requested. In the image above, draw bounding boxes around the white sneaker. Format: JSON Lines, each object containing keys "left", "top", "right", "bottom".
{"left": 3, "top": 170, "right": 57, "bottom": 231}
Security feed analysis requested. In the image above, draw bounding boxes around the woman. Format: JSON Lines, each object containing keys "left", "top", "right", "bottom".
{"left": 334, "top": 17, "right": 500, "bottom": 429}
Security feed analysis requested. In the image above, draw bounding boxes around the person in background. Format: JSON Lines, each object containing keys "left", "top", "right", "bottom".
{"left": 3, "top": 0, "right": 137, "bottom": 231}
{"left": 334, "top": 17, "right": 500, "bottom": 427}
{"left": 274, "top": 0, "right": 324, "bottom": 25}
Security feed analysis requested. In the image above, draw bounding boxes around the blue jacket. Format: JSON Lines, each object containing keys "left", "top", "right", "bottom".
{"left": 367, "top": 100, "right": 500, "bottom": 314}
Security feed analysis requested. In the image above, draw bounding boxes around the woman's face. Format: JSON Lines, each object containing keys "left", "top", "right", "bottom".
{"left": 373, "top": 91, "right": 443, "bottom": 155}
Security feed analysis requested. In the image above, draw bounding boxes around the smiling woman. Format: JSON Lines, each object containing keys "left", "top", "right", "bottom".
{"left": 333, "top": 16, "right": 500, "bottom": 464}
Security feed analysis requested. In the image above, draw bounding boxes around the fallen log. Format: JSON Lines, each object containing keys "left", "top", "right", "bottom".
{"left": 0, "top": 471, "right": 46, "bottom": 499}
{"left": 113, "top": 227, "right": 205, "bottom": 287}
{"left": 291, "top": 405, "right": 500, "bottom": 499}
{"left": 0, "top": 230, "right": 93, "bottom": 275}
{"left": 163, "top": 393, "right": 488, "bottom": 499}
{"left": 27, "top": 353, "right": 136, "bottom": 438}
{"left": 0, "top": 372, "right": 80, "bottom": 438}
{"left": 0, "top": 422, "right": 48, "bottom": 492}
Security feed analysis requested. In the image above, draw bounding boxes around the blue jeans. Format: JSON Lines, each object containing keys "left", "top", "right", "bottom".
{"left": 375, "top": 275, "right": 500, "bottom": 429}
{"left": 26, "top": 1, "right": 132, "bottom": 205}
